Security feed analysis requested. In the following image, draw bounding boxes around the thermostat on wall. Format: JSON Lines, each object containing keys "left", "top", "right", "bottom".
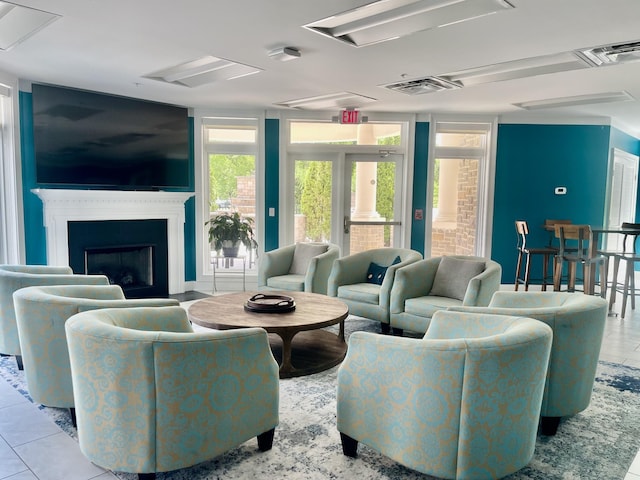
{"left": 555, "top": 186, "right": 567, "bottom": 195}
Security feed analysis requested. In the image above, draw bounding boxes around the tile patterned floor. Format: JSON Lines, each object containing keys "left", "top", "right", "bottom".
{"left": 1, "top": 290, "right": 640, "bottom": 480}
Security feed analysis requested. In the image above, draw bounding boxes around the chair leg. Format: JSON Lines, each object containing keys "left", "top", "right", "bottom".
{"left": 622, "top": 260, "right": 631, "bottom": 319}
{"left": 515, "top": 250, "right": 523, "bottom": 291}
{"left": 257, "top": 428, "right": 275, "bottom": 451}
{"left": 340, "top": 432, "right": 358, "bottom": 458}
{"left": 631, "top": 265, "right": 636, "bottom": 311}
{"left": 540, "top": 416, "right": 561, "bottom": 436}
{"left": 524, "top": 253, "right": 532, "bottom": 291}
{"left": 15, "top": 355, "right": 23, "bottom": 371}
{"left": 610, "top": 256, "right": 621, "bottom": 309}
{"left": 553, "top": 258, "right": 562, "bottom": 291}
{"left": 541, "top": 253, "right": 550, "bottom": 291}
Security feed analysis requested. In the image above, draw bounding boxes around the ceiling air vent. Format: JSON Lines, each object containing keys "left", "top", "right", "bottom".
{"left": 576, "top": 40, "right": 640, "bottom": 67}
{"left": 382, "top": 76, "right": 461, "bottom": 95}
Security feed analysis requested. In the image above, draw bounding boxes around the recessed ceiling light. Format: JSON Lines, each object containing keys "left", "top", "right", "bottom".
{"left": 304, "top": 0, "right": 514, "bottom": 47}
{"left": 276, "top": 92, "right": 377, "bottom": 110}
{"left": 513, "top": 91, "right": 634, "bottom": 110}
{"left": 0, "top": 1, "right": 59, "bottom": 51}
{"left": 144, "top": 56, "right": 262, "bottom": 88}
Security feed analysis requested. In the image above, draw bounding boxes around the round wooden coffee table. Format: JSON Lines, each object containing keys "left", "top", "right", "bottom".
{"left": 188, "top": 291, "right": 349, "bottom": 378}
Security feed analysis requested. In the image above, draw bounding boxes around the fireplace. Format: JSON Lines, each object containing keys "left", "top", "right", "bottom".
{"left": 68, "top": 219, "right": 169, "bottom": 298}
{"left": 32, "top": 189, "right": 193, "bottom": 295}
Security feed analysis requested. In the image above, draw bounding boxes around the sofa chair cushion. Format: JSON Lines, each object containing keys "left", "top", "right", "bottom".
{"left": 429, "top": 256, "right": 486, "bottom": 301}
{"left": 266, "top": 274, "right": 305, "bottom": 291}
{"left": 337, "top": 283, "right": 381, "bottom": 305}
{"left": 366, "top": 256, "right": 401, "bottom": 285}
{"left": 289, "top": 243, "right": 328, "bottom": 275}
{"left": 405, "top": 295, "right": 462, "bottom": 317}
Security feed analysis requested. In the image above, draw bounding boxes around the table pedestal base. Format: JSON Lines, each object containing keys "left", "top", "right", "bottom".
{"left": 268, "top": 329, "right": 347, "bottom": 378}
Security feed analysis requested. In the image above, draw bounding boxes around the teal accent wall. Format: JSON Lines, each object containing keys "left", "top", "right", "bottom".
{"left": 19, "top": 91, "right": 47, "bottom": 264}
{"left": 264, "top": 118, "right": 279, "bottom": 251}
{"left": 410, "top": 122, "right": 429, "bottom": 255}
{"left": 492, "top": 123, "right": 611, "bottom": 283}
{"left": 184, "top": 116, "right": 196, "bottom": 281}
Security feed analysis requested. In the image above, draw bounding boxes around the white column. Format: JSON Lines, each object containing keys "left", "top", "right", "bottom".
{"left": 434, "top": 159, "right": 459, "bottom": 223}
{"left": 352, "top": 124, "right": 380, "bottom": 221}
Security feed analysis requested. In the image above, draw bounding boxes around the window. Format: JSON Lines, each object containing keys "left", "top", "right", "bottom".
{"left": 202, "top": 119, "right": 258, "bottom": 274}
{"left": 427, "top": 120, "right": 495, "bottom": 257}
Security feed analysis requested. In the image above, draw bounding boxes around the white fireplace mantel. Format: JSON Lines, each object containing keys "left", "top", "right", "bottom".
{"left": 32, "top": 189, "right": 194, "bottom": 294}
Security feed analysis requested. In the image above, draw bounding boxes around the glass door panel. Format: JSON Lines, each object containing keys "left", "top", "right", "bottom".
{"left": 294, "top": 159, "right": 332, "bottom": 243}
{"left": 344, "top": 154, "right": 402, "bottom": 255}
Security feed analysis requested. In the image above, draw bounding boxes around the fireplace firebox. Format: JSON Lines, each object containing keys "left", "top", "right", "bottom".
{"left": 68, "top": 219, "right": 168, "bottom": 298}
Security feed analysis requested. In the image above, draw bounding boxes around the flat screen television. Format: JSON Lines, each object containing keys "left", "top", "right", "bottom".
{"left": 31, "top": 83, "right": 190, "bottom": 190}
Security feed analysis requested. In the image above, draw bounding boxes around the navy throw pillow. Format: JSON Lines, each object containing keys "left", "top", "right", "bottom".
{"left": 366, "top": 256, "right": 402, "bottom": 285}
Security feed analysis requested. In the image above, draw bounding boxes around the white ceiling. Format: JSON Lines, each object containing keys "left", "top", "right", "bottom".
{"left": 3, "top": 0, "right": 640, "bottom": 135}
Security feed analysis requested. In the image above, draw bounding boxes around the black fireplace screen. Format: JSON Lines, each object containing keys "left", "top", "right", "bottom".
{"left": 85, "top": 244, "right": 154, "bottom": 289}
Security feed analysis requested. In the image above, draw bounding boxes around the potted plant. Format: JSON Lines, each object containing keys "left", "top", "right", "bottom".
{"left": 206, "top": 211, "right": 257, "bottom": 257}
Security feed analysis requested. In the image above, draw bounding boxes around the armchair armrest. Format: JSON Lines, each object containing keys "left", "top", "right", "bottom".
{"left": 390, "top": 258, "right": 439, "bottom": 314}
{"left": 305, "top": 245, "right": 340, "bottom": 295}
{"left": 327, "top": 254, "right": 370, "bottom": 296}
{"left": 257, "top": 244, "right": 296, "bottom": 287}
{"left": 462, "top": 261, "right": 502, "bottom": 306}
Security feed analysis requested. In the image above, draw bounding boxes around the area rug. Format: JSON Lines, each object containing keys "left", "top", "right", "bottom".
{"left": 1, "top": 316, "right": 639, "bottom": 480}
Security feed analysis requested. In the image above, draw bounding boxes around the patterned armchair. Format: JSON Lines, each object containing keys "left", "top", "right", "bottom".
{"left": 0, "top": 264, "right": 109, "bottom": 368}
{"left": 390, "top": 255, "right": 502, "bottom": 335}
{"left": 337, "top": 310, "right": 552, "bottom": 480}
{"left": 13, "top": 284, "right": 179, "bottom": 423}
{"left": 258, "top": 242, "right": 340, "bottom": 295}
{"left": 449, "top": 291, "right": 608, "bottom": 435}
{"left": 65, "top": 306, "right": 279, "bottom": 480}
{"left": 327, "top": 247, "right": 422, "bottom": 332}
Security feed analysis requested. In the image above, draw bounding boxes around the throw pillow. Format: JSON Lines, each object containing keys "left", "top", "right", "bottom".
{"left": 289, "top": 243, "right": 329, "bottom": 275}
{"left": 429, "top": 256, "right": 486, "bottom": 301}
{"left": 366, "top": 255, "right": 402, "bottom": 285}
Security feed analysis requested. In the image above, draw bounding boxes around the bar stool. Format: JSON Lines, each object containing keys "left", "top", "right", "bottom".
{"left": 553, "top": 224, "right": 608, "bottom": 298}
{"left": 514, "top": 220, "right": 557, "bottom": 291}
{"left": 608, "top": 222, "right": 640, "bottom": 318}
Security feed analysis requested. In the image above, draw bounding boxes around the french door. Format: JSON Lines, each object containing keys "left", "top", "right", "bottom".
{"left": 293, "top": 152, "right": 404, "bottom": 255}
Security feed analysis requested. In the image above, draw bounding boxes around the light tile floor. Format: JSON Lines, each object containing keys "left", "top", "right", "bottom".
{"left": 1, "top": 291, "right": 640, "bottom": 480}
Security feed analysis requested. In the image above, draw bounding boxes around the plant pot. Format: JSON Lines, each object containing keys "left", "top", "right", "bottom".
{"left": 221, "top": 240, "right": 240, "bottom": 258}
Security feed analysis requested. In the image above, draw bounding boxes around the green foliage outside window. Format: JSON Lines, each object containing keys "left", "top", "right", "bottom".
{"left": 209, "top": 154, "right": 255, "bottom": 210}
{"left": 297, "top": 161, "right": 332, "bottom": 241}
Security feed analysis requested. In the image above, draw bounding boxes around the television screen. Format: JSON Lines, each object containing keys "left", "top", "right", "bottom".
{"left": 31, "top": 83, "right": 190, "bottom": 190}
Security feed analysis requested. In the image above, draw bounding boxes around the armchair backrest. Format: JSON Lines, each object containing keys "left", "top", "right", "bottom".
{"left": 328, "top": 247, "right": 422, "bottom": 297}
{"left": 338, "top": 311, "right": 552, "bottom": 479}
{"left": 13, "top": 284, "right": 179, "bottom": 408}
{"left": 449, "top": 291, "right": 608, "bottom": 418}
{"left": 0, "top": 265, "right": 109, "bottom": 355}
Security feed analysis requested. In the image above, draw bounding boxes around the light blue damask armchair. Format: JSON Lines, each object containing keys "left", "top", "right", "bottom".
{"left": 0, "top": 264, "right": 109, "bottom": 369}
{"left": 390, "top": 255, "right": 502, "bottom": 335}
{"left": 327, "top": 247, "right": 422, "bottom": 333}
{"left": 13, "top": 284, "right": 179, "bottom": 424}
{"left": 449, "top": 291, "right": 608, "bottom": 435}
{"left": 337, "top": 310, "right": 552, "bottom": 480}
{"left": 258, "top": 242, "right": 340, "bottom": 295}
{"left": 65, "top": 306, "right": 279, "bottom": 480}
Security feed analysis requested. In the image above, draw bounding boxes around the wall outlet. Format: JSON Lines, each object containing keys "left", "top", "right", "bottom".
{"left": 554, "top": 186, "right": 567, "bottom": 195}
